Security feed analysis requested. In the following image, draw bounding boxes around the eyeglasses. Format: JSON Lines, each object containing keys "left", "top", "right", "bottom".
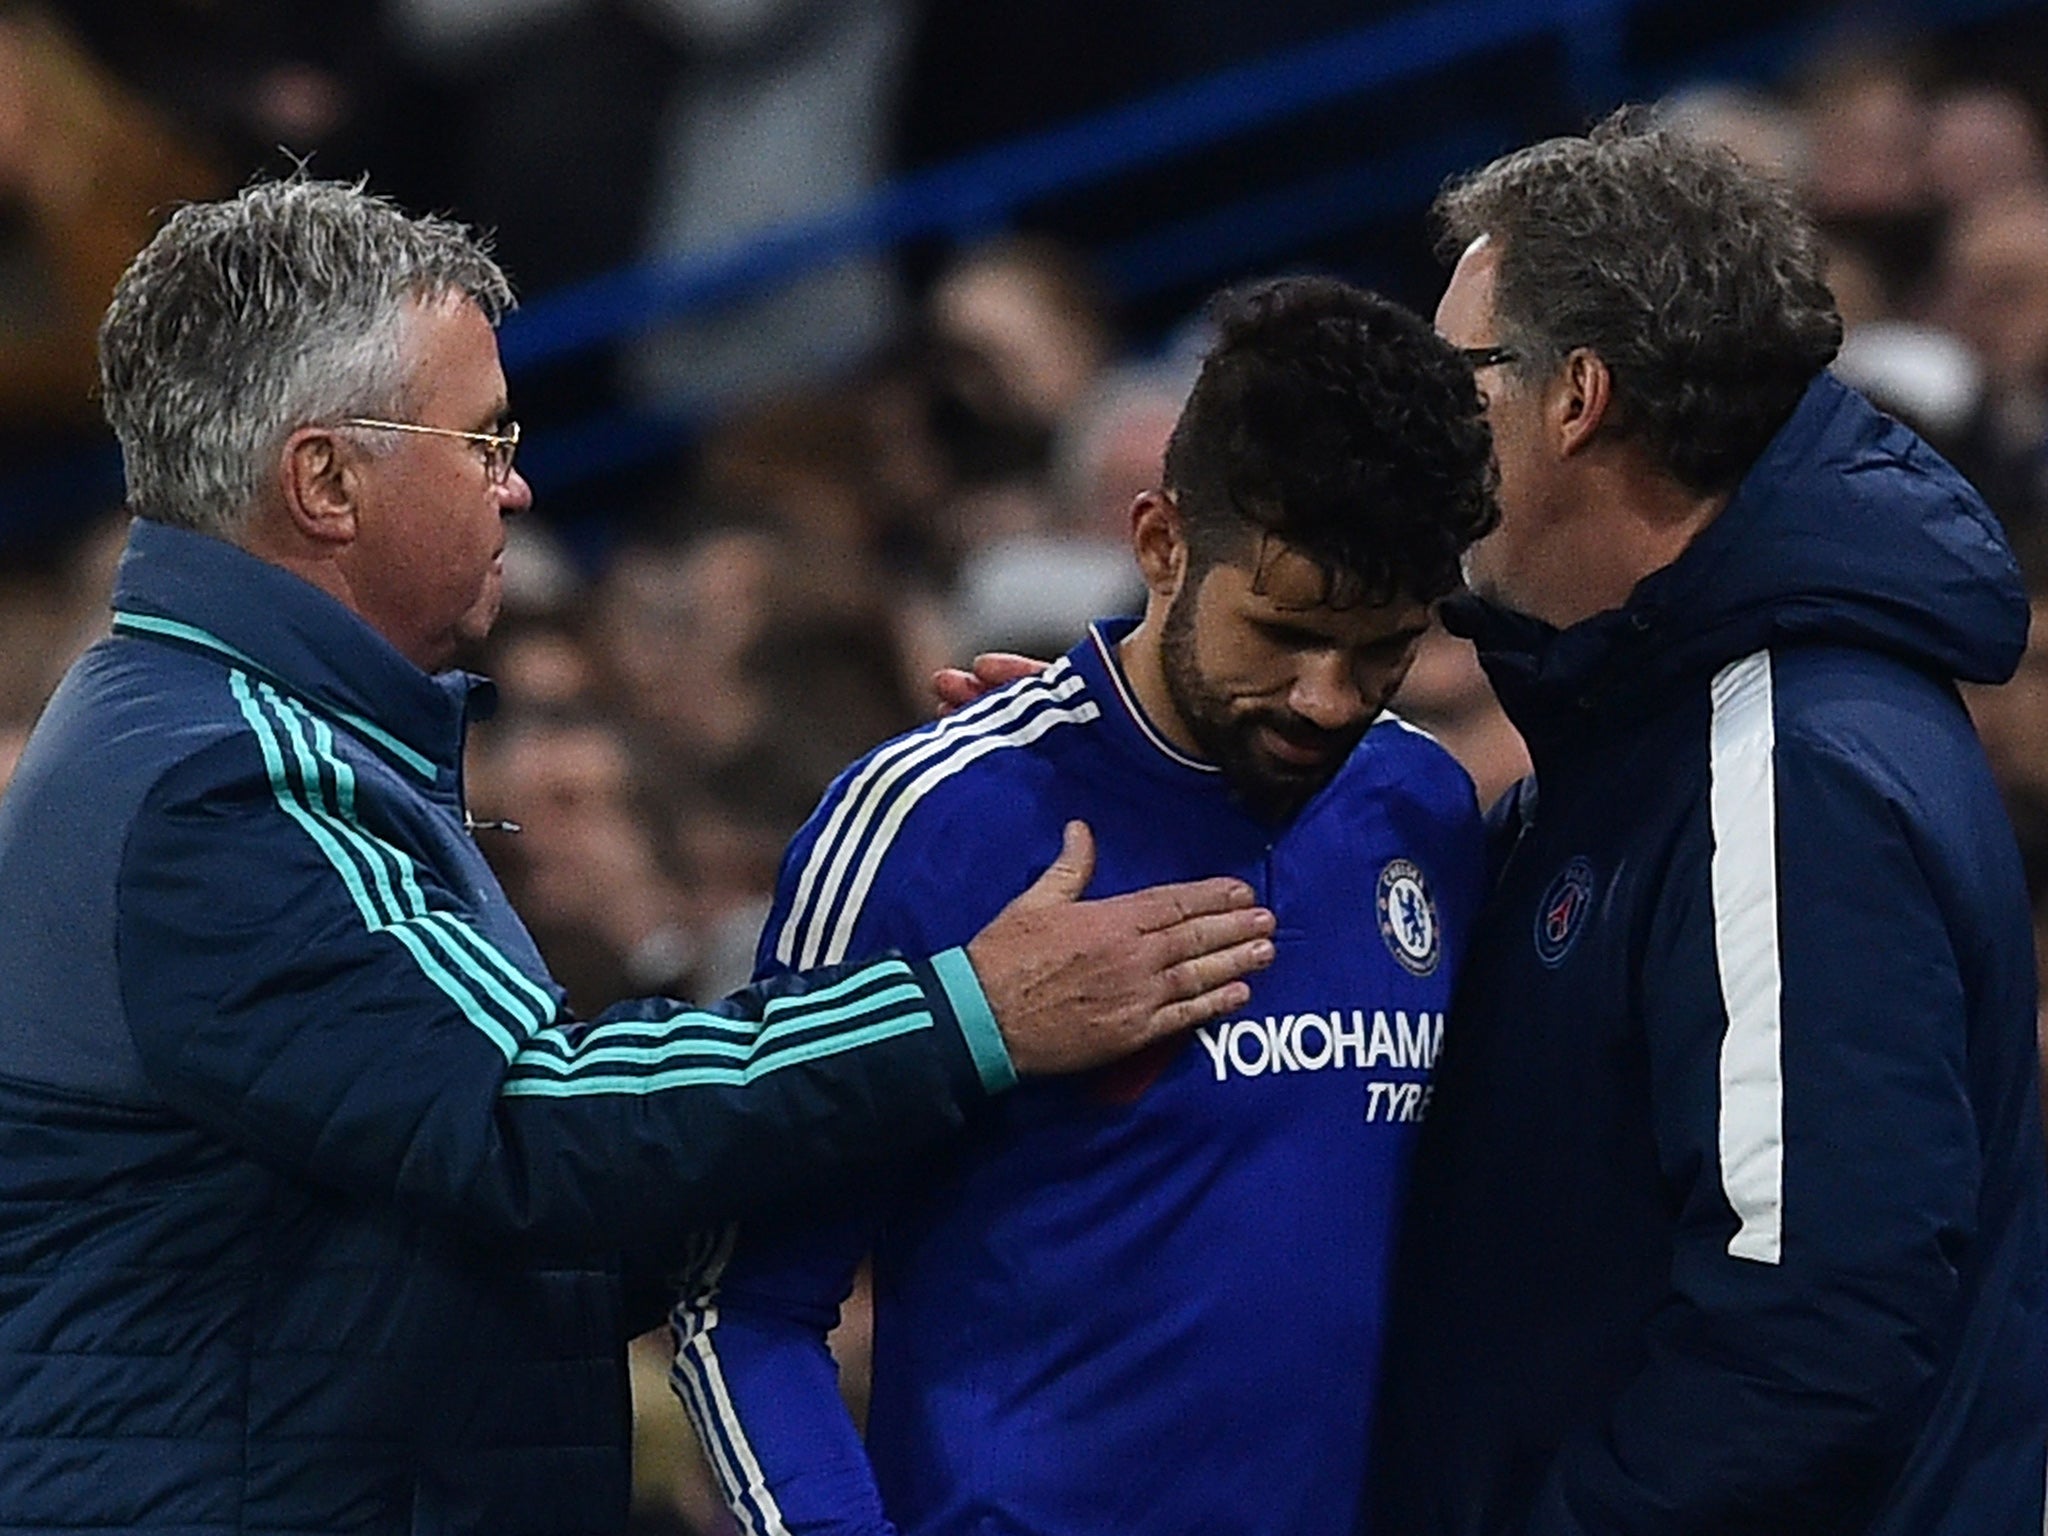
{"left": 340, "top": 417, "right": 522, "bottom": 485}
{"left": 1458, "top": 345, "right": 1520, "bottom": 370}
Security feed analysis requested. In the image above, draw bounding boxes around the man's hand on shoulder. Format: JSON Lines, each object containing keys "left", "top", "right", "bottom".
{"left": 932, "top": 653, "right": 1050, "bottom": 715}
{"left": 966, "top": 821, "right": 1274, "bottom": 1075}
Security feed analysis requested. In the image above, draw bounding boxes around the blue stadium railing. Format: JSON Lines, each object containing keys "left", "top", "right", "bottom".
{"left": 4, "top": 0, "right": 2043, "bottom": 551}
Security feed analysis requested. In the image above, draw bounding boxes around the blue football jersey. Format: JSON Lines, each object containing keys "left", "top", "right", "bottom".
{"left": 672, "top": 618, "right": 1487, "bottom": 1536}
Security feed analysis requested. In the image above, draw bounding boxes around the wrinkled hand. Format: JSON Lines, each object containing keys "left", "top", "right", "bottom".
{"left": 966, "top": 821, "right": 1275, "bottom": 1075}
{"left": 932, "top": 652, "right": 1050, "bottom": 715}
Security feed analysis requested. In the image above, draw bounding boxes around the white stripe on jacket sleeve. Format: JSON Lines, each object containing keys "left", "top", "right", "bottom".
{"left": 1709, "top": 649, "right": 1785, "bottom": 1265}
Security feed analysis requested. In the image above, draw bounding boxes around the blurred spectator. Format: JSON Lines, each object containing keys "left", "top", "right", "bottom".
{"left": 0, "top": 6, "right": 219, "bottom": 436}
{"left": 910, "top": 234, "right": 1124, "bottom": 626}
{"left": 581, "top": 519, "right": 924, "bottom": 814}
{"left": 949, "top": 362, "right": 1178, "bottom": 656}
{"left": 1658, "top": 81, "right": 1810, "bottom": 180}
{"left": 698, "top": 390, "right": 923, "bottom": 575}
{"left": 384, "top": 0, "right": 681, "bottom": 300}
{"left": 1927, "top": 83, "right": 2048, "bottom": 210}
{"left": 1935, "top": 185, "right": 2048, "bottom": 555}
{"left": 925, "top": 235, "right": 1116, "bottom": 488}
{"left": 693, "top": 388, "right": 958, "bottom": 683}
{"left": 1051, "top": 361, "right": 1195, "bottom": 542}
{"left": 478, "top": 709, "right": 693, "bottom": 1013}
{"left": 661, "top": 790, "right": 783, "bottom": 999}
{"left": 1964, "top": 591, "right": 2048, "bottom": 813}
{"left": 591, "top": 528, "right": 783, "bottom": 779}
{"left": 489, "top": 614, "right": 602, "bottom": 714}
{"left": 629, "top": 0, "right": 912, "bottom": 413}
{"left": 1831, "top": 313, "right": 1983, "bottom": 444}
{"left": 1799, "top": 46, "right": 1943, "bottom": 316}
{"left": 1962, "top": 590, "right": 2048, "bottom": 1141}
{"left": 58, "top": 0, "right": 392, "bottom": 180}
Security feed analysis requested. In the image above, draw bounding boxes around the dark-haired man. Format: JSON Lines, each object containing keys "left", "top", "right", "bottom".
{"left": 1373, "top": 112, "right": 2048, "bottom": 1534}
{"left": 669, "top": 277, "right": 1499, "bottom": 1536}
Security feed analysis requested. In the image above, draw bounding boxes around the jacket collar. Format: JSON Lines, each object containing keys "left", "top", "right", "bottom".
{"left": 1446, "top": 372, "right": 2025, "bottom": 758}
{"left": 109, "top": 518, "right": 490, "bottom": 787}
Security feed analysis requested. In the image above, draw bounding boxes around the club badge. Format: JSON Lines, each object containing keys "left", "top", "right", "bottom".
{"left": 1378, "top": 859, "right": 1440, "bottom": 976}
{"left": 1534, "top": 856, "right": 1597, "bottom": 968}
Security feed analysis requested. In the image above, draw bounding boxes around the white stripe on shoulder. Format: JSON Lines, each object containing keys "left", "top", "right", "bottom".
{"left": 775, "top": 663, "right": 1097, "bottom": 969}
{"left": 1709, "top": 649, "right": 1784, "bottom": 1266}
{"left": 814, "top": 697, "right": 1100, "bottom": 965}
{"left": 1373, "top": 707, "right": 1444, "bottom": 746}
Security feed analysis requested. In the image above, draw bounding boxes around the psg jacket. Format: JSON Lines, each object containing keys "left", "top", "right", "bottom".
{"left": 1373, "top": 374, "right": 2048, "bottom": 1535}
{"left": 0, "top": 519, "right": 1015, "bottom": 1536}
{"left": 670, "top": 617, "right": 1488, "bottom": 1536}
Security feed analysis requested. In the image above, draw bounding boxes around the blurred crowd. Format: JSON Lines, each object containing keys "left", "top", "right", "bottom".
{"left": 9, "top": 4, "right": 2048, "bottom": 1531}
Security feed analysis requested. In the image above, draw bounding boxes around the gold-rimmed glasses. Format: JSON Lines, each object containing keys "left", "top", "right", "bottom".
{"left": 340, "top": 417, "right": 522, "bottom": 485}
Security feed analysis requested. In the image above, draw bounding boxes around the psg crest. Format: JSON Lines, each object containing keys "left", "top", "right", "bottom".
{"left": 1534, "top": 856, "right": 1597, "bottom": 968}
{"left": 1377, "top": 859, "right": 1440, "bottom": 976}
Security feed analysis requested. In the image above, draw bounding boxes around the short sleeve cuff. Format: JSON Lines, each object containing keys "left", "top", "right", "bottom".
{"left": 929, "top": 946, "right": 1017, "bottom": 1094}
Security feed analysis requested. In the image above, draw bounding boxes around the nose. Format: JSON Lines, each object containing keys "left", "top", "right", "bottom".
{"left": 1288, "top": 654, "right": 1369, "bottom": 732}
{"left": 499, "top": 467, "right": 534, "bottom": 514}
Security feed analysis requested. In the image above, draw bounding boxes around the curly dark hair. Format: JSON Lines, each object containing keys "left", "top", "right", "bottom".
{"left": 1434, "top": 107, "right": 1843, "bottom": 494}
{"left": 1162, "top": 276, "right": 1498, "bottom": 609}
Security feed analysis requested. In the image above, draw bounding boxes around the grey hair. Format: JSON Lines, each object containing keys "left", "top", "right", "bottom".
{"left": 1434, "top": 107, "right": 1842, "bottom": 494}
{"left": 98, "top": 177, "right": 514, "bottom": 538}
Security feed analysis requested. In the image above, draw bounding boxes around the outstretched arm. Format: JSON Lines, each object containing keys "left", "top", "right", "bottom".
{"left": 119, "top": 736, "right": 1270, "bottom": 1271}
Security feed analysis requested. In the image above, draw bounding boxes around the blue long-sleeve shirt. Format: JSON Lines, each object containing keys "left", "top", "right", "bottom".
{"left": 672, "top": 617, "right": 1487, "bottom": 1536}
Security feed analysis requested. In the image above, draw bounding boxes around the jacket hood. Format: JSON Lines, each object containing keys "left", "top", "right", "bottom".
{"left": 1446, "top": 373, "right": 2028, "bottom": 739}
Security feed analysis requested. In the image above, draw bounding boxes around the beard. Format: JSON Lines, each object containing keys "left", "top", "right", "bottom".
{"left": 1157, "top": 581, "right": 1370, "bottom": 823}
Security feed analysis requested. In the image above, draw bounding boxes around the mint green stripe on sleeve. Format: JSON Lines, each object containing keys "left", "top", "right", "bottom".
{"left": 515, "top": 960, "right": 926, "bottom": 1077}
{"left": 502, "top": 1011, "right": 935, "bottom": 1096}
{"left": 231, "top": 673, "right": 381, "bottom": 929}
{"left": 929, "top": 946, "right": 1015, "bottom": 1094}
{"left": 517, "top": 1010, "right": 763, "bottom": 1065}
{"left": 758, "top": 959, "right": 918, "bottom": 1024}
{"left": 520, "top": 966, "right": 921, "bottom": 1073}
{"left": 506, "top": 983, "right": 929, "bottom": 1078}
{"left": 261, "top": 690, "right": 549, "bottom": 1044}
{"left": 269, "top": 689, "right": 564, "bottom": 1043}
{"left": 231, "top": 671, "right": 523, "bottom": 1061}
{"left": 265, "top": 692, "right": 410, "bottom": 928}
{"left": 756, "top": 979, "right": 926, "bottom": 1047}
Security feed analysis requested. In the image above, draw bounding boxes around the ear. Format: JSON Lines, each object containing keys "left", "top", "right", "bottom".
{"left": 277, "top": 426, "right": 362, "bottom": 551}
{"left": 1129, "top": 490, "right": 1187, "bottom": 599}
{"left": 1549, "top": 347, "right": 1615, "bottom": 459}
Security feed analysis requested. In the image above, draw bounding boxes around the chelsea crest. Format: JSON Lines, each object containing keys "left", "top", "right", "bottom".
{"left": 1377, "top": 859, "right": 1440, "bottom": 976}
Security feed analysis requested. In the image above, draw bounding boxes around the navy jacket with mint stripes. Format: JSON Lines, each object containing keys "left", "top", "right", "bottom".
{"left": 0, "top": 519, "right": 1013, "bottom": 1536}
{"left": 1372, "top": 374, "right": 2048, "bottom": 1535}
